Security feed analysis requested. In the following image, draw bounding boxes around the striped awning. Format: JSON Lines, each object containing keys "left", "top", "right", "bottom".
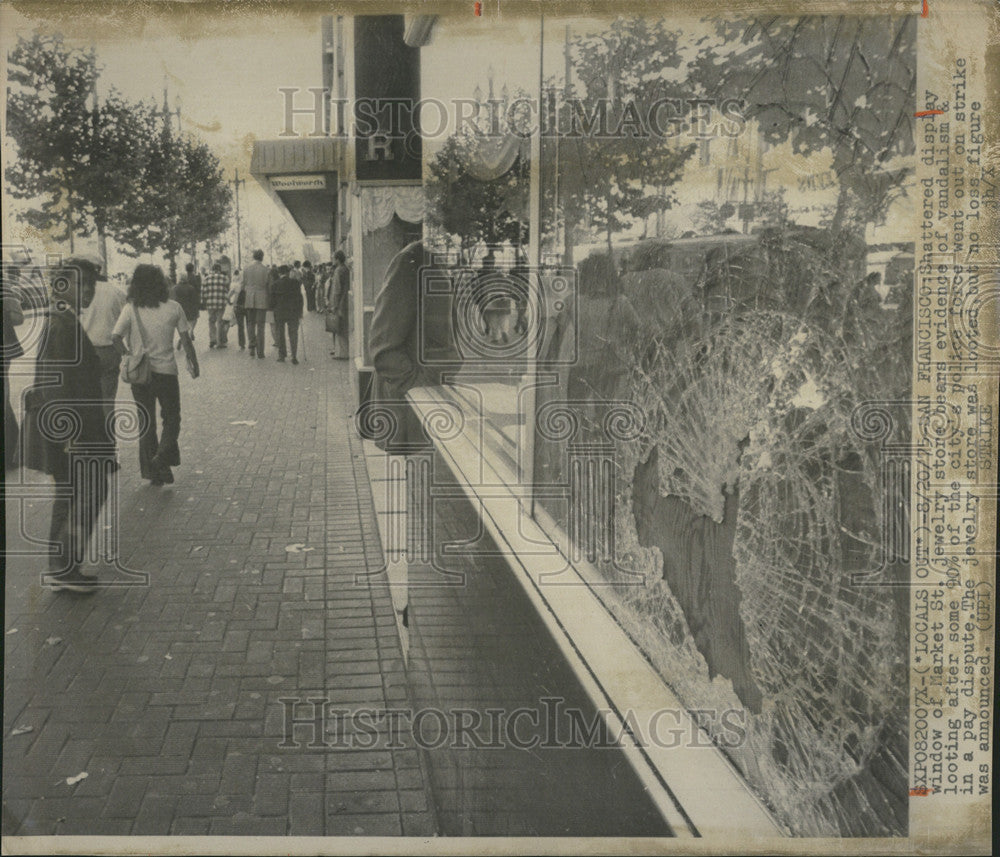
{"left": 250, "top": 137, "right": 341, "bottom": 175}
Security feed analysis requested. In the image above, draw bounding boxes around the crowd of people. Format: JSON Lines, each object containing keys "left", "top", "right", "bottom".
{"left": 173, "top": 252, "right": 351, "bottom": 362}
{"left": 2, "top": 249, "right": 352, "bottom": 593}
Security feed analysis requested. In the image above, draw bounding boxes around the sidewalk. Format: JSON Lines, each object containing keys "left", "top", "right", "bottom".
{"left": 2, "top": 313, "right": 437, "bottom": 837}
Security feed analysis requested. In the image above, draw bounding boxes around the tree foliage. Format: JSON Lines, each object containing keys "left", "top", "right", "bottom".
{"left": 5, "top": 32, "right": 232, "bottom": 273}
{"left": 692, "top": 16, "right": 917, "bottom": 234}
{"left": 693, "top": 189, "right": 791, "bottom": 235}
{"left": 554, "top": 19, "right": 696, "bottom": 257}
{"left": 113, "top": 117, "right": 232, "bottom": 279}
{"left": 6, "top": 34, "right": 105, "bottom": 244}
{"left": 425, "top": 130, "right": 528, "bottom": 263}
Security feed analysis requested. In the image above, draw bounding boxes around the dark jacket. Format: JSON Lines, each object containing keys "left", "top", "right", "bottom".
{"left": 366, "top": 242, "right": 462, "bottom": 453}
{"left": 179, "top": 272, "right": 202, "bottom": 296}
{"left": 22, "top": 307, "right": 113, "bottom": 476}
{"left": 328, "top": 263, "right": 350, "bottom": 335}
{"left": 271, "top": 276, "right": 303, "bottom": 319}
{"left": 171, "top": 281, "right": 200, "bottom": 322}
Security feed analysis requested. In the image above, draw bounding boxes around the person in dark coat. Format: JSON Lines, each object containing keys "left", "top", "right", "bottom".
{"left": 270, "top": 265, "right": 304, "bottom": 364}
{"left": 366, "top": 241, "right": 462, "bottom": 453}
{"left": 171, "top": 267, "right": 200, "bottom": 349}
{"left": 21, "top": 257, "right": 116, "bottom": 592}
{"left": 327, "top": 251, "right": 351, "bottom": 359}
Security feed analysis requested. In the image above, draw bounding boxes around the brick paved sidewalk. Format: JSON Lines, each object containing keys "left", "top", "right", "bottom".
{"left": 2, "top": 313, "right": 437, "bottom": 837}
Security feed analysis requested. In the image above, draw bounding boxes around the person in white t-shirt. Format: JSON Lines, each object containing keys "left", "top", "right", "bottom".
{"left": 112, "top": 265, "right": 199, "bottom": 486}
{"left": 79, "top": 265, "right": 128, "bottom": 418}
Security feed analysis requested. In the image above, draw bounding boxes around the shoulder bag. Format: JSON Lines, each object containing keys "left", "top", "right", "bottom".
{"left": 120, "top": 304, "right": 152, "bottom": 385}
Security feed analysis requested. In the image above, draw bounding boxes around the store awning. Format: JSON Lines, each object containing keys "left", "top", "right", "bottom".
{"left": 249, "top": 138, "right": 343, "bottom": 240}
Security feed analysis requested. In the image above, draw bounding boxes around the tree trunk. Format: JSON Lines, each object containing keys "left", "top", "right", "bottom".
{"left": 825, "top": 181, "right": 869, "bottom": 336}
{"left": 605, "top": 199, "right": 614, "bottom": 264}
{"left": 96, "top": 222, "right": 108, "bottom": 270}
{"left": 562, "top": 202, "right": 575, "bottom": 266}
{"left": 66, "top": 196, "right": 76, "bottom": 253}
{"left": 830, "top": 184, "right": 850, "bottom": 236}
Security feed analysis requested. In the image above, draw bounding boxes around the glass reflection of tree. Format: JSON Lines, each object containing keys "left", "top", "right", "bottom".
{"left": 552, "top": 19, "right": 697, "bottom": 266}
{"left": 425, "top": 72, "right": 528, "bottom": 266}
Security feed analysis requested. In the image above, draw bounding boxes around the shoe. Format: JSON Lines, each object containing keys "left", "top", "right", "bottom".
{"left": 291, "top": 358, "right": 298, "bottom": 365}
{"left": 257, "top": 352, "right": 265, "bottom": 359}
{"left": 276, "top": 356, "right": 285, "bottom": 363}
{"left": 157, "top": 467, "right": 174, "bottom": 485}
{"left": 151, "top": 449, "right": 179, "bottom": 472}
{"left": 47, "top": 568, "right": 99, "bottom": 593}
{"left": 209, "top": 343, "right": 216, "bottom": 349}
{"left": 150, "top": 476, "right": 164, "bottom": 486}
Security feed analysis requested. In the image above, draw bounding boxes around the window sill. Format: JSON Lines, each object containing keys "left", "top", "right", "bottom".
{"left": 407, "top": 384, "right": 784, "bottom": 839}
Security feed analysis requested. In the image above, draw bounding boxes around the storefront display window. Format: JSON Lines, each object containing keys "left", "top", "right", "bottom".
{"left": 417, "top": 12, "right": 913, "bottom": 836}
{"left": 528, "top": 14, "right": 914, "bottom": 837}
{"left": 419, "top": 21, "right": 541, "bottom": 480}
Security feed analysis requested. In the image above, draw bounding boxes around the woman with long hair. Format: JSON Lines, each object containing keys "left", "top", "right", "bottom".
{"left": 112, "top": 264, "right": 199, "bottom": 486}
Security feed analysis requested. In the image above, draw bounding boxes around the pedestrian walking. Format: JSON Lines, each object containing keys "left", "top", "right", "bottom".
{"left": 171, "top": 269, "right": 200, "bottom": 350}
{"left": 78, "top": 255, "right": 127, "bottom": 420}
{"left": 327, "top": 250, "right": 351, "bottom": 360}
{"left": 201, "top": 261, "right": 230, "bottom": 349}
{"left": 242, "top": 249, "right": 271, "bottom": 359}
{"left": 179, "top": 261, "right": 202, "bottom": 294}
{"left": 21, "top": 258, "right": 116, "bottom": 591}
{"left": 228, "top": 268, "right": 247, "bottom": 351}
{"left": 267, "top": 265, "right": 280, "bottom": 349}
{"left": 271, "top": 265, "right": 304, "bottom": 364}
{"left": 112, "top": 264, "right": 199, "bottom": 486}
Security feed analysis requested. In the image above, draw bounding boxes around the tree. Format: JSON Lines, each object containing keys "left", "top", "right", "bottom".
{"left": 244, "top": 219, "right": 298, "bottom": 267}
{"left": 89, "top": 92, "right": 162, "bottom": 258}
{"left": 693, "top": 189, "right": 791, "bottom": 235}
{"left": 425, "top": 132, "right": 528, "bottom": 264}
{"left": 555, "top": 19, "right": 697, "bottom": 261}
{"left": 5, "top": 34, "right": 146, "bottom": 251}
{"left": 424, "top": 29, "right": 694, "bottom": 268}
{"left": 692, "top": 16, "right": 916, "bottom": 237}
{"left": 111, "top": 108, "right": 232, "bottom": 281}
{"left": 424, "top": 85, "right": 531, "bottom": 266}
{"left": 6, "top": 33, "right": 232, "bottom": 276}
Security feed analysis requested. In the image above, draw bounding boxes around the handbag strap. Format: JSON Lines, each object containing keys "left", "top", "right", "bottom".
{"left": 131, "top": 303, "right": 150, "bottom": 352}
